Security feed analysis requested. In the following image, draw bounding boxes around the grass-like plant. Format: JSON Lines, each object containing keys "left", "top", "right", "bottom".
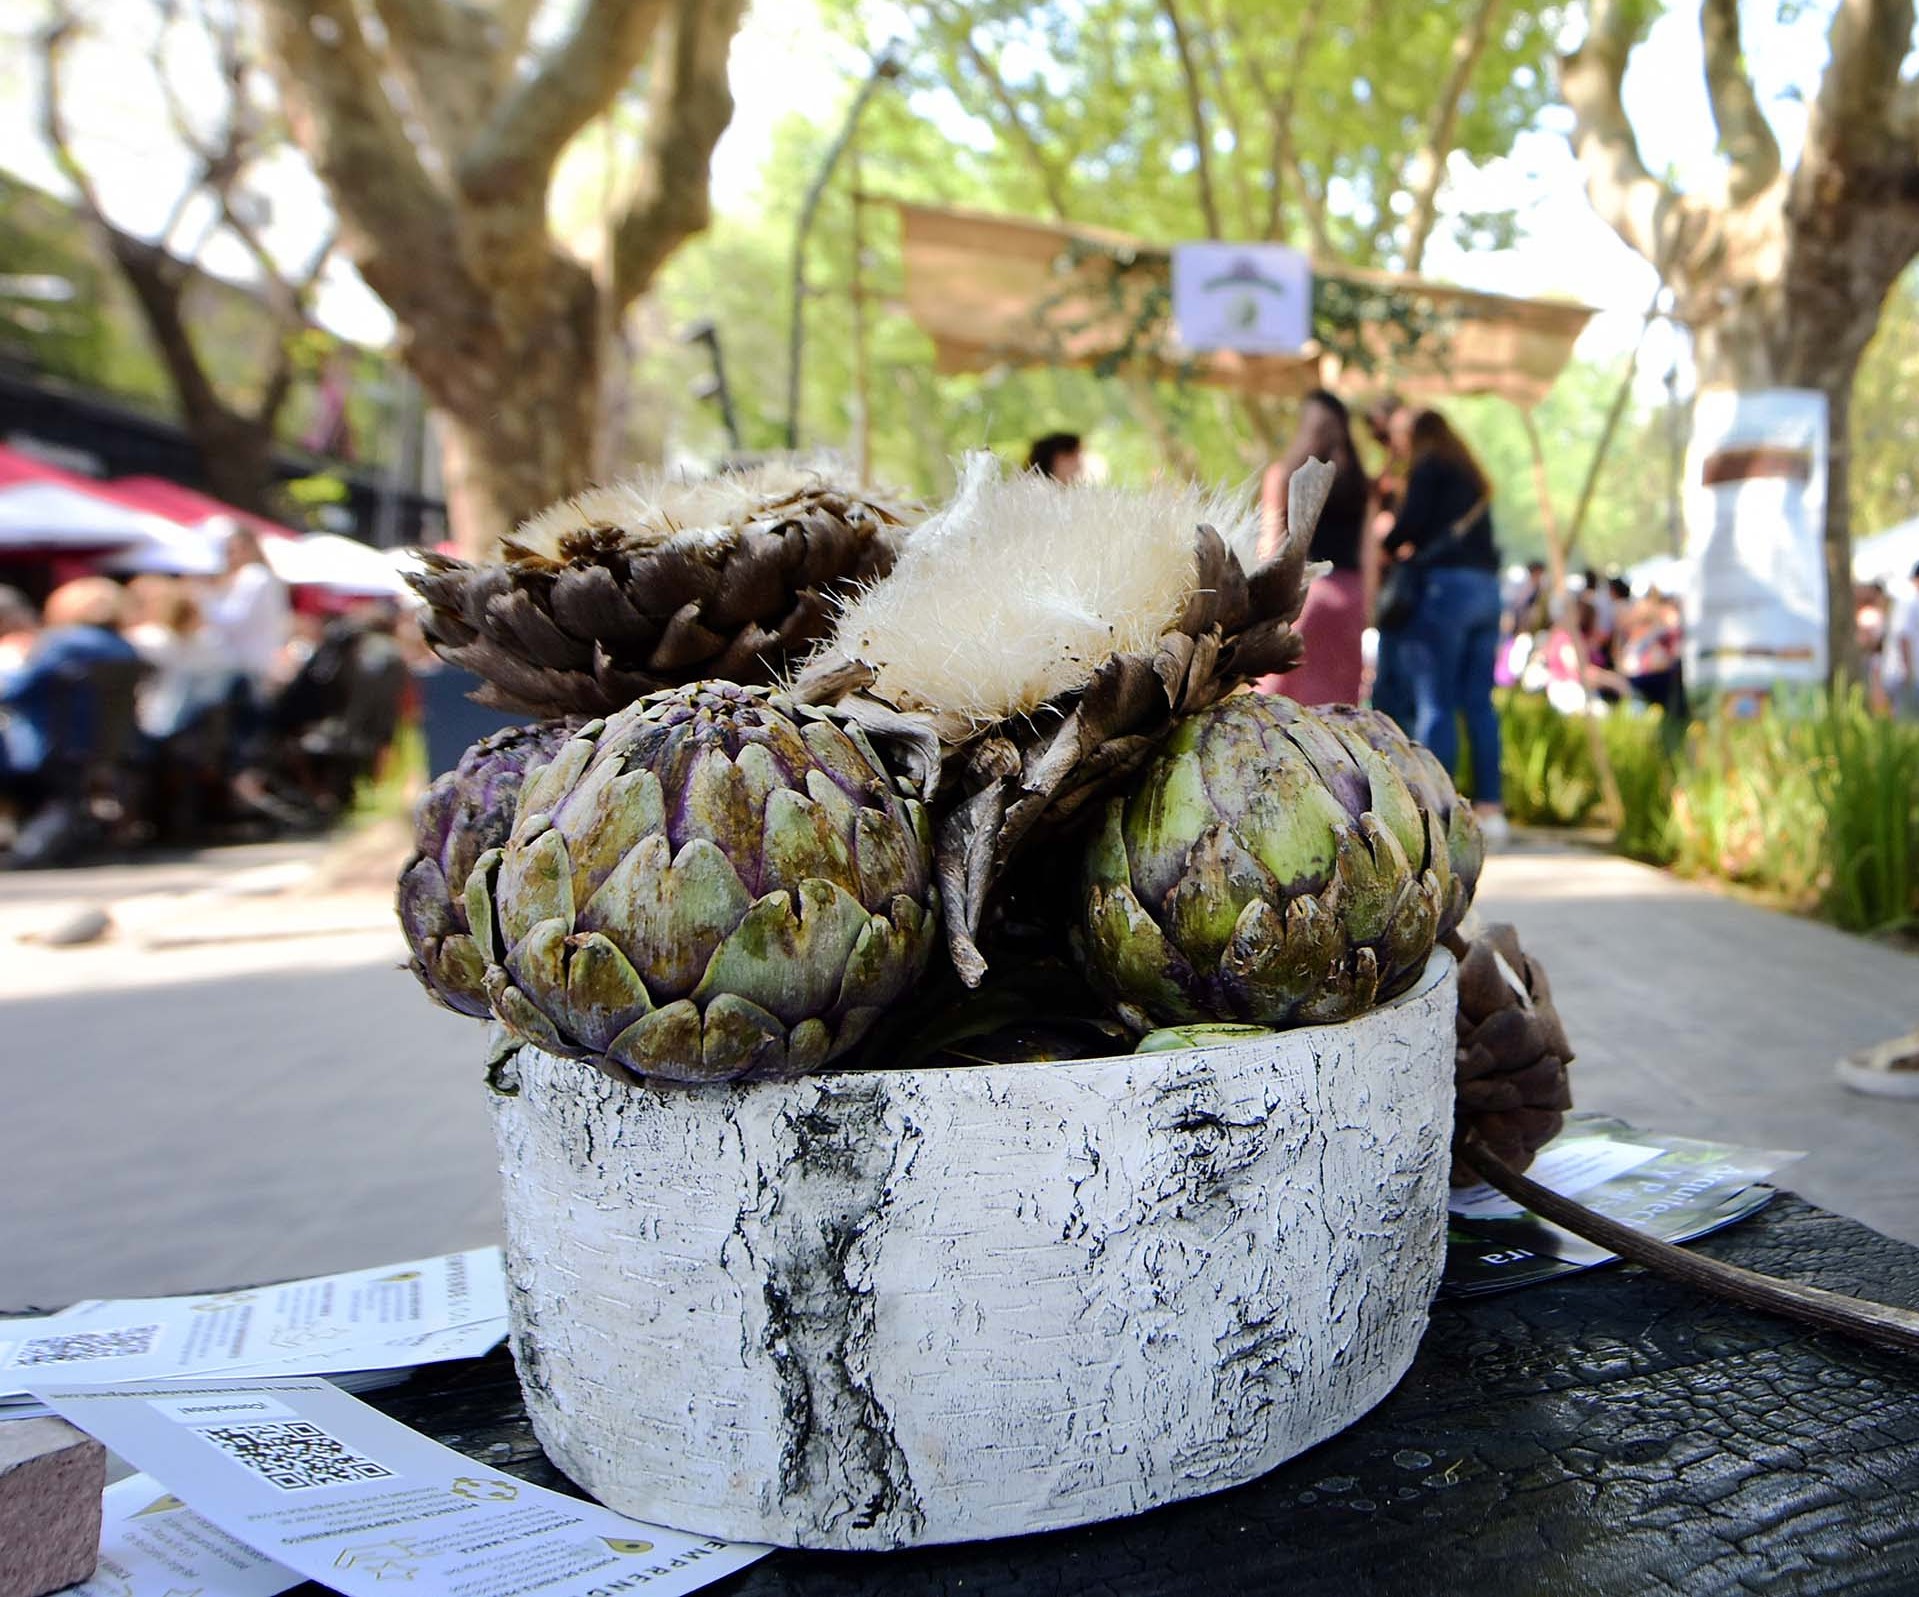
{"left": 1489, "top": 689, "right": 1918, "bottom": 934}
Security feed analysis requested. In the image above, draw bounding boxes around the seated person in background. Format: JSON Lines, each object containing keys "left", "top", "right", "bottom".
{"left": 0, "top": 585, "right": 37, "bottom": 673}
{"left": 0, "top": 577, "right": 141, "bottom": 801}
{"left": 1026, "top": 431, "right": 1085, "bottom": 484}
{"left": 123, "top": 574, "right": 232, "bottom": 740}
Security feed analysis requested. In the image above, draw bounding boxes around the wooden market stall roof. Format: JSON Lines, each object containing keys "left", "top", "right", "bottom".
{"left": 895, "top": 202, "right": 1596, "bottom": 408}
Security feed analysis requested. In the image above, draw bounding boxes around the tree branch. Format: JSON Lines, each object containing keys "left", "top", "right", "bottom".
{"left": 929, "top": 4, "right": 1072, "bottom": 222}
{"left": 608, "top": 0, "right": 746, "bottom": 310}
{"left": 1229, "top": 0, "right": 1327, "bottom": 247}
{"left": 371, "top": 0, "right": 500, "bottom": 161}
{"left": 1192, "top": 0, "right": 1259, "bottom": 234}
{"left": 1700, "top": 0, "right": 1781, "bottom": 206}
{"left": 459, "top": 0, "right": 675, "bottom": 208}
{"left": 1162, "top": 0, "right": 1223, "bottom": 236}
{"left": 1558, "top": 0, "right": 1695, "bottom": 271}
{"left": 37, "top": 11, "right": 112, "bottom": 224}
{"left": 1804, "top": 0, "right": 1916, "bottom": 174}
{"left": 1401, "top": 0, "right": 1503, "bottom": 272}
{"left": 257, "top": 0, "right": 472, "bottom": 328}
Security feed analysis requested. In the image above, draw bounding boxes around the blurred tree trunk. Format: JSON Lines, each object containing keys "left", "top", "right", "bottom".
{"left": 259, "top": 0, "right": 746, "bottom": 555}
{"left": 1561, "top": 0, "right": 1919, "bottom": 687}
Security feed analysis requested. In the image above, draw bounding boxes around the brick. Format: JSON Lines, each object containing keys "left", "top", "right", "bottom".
{"left": 0, "top": 1418, "right": 104, "bottom": 1597}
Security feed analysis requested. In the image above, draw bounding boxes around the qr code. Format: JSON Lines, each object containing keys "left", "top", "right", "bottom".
{"left": 15, "top": 1324, "right": 161, "bottom": 1366}
{"left": 201, "top": 1421, "right": 395, "bottom": 1491}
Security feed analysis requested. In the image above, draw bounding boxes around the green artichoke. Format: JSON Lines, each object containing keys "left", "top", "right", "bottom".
{"left": 1080, "top": 693, "right": 1445, "bottom": 1029}
{"left": 398, "top": 720, "right": 577, "bottom": 1017}
{"left": 1316, "top": 704, "right": 1483, "bottom": 936}
{"left": 469, "top": 682, "right": 939, "bottom": 1084}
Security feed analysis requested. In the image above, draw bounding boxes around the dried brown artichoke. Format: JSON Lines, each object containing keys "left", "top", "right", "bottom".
{"left": 792, "top": 453, "right": 1331, "bottom": 985}
{"left": 411, "top": 464, "right": 914, "bottom": 719}
{"left": 1452, "top": 922, "right": 1575, "bottom": 1183}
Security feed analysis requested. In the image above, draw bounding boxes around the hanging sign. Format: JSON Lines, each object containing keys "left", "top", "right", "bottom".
{"left": 1171, "top": 242, "right": 1313, "bottom": 354}
{"left": 1682, "top": 387, "right": 1828, "bottom": 700}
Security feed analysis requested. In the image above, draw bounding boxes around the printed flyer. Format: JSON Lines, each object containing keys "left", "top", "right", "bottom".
{"left": 33, "top": 1376, "right": 768, "bottom": 1597}
{"left": 0, "top": 1249, "right": 505, "bottom": 1415}
{"left": 1443, "top": 1115, "right": 1802, "bottom": 1296}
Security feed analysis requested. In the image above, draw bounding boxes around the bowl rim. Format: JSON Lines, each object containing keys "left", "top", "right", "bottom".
{"left": 813, "top": 944, "right": 1459, "bottom": 1085}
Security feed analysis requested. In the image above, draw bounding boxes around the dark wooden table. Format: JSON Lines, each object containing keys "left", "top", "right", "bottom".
{"left": 23, "top": 1197, "right": 1918, "bottom": 1596}
{"left": 336, "top": 1196, "right": 1919, "bottom": 1597}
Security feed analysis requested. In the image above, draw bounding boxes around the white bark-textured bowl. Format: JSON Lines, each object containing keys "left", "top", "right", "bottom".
{"left": 488, "top": 950, "right": 1457, "bottom": 1551}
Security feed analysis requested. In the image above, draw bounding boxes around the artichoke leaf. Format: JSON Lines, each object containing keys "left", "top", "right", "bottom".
{"left": 694, "top": 877, "right": 872, "bottom": 1025}
{"left": 1164, "top": 824, "right": 1279, "bottom": 966}
{"left": 465, "top": 848, "right": 505, "bottom": 966}
{"left": 607, "top": 999, "right": 704, "bottom": 1080}
{"left": 578, "top": 834, "right": 752, "bottom": 996}
{"left": 561, "top": 931, "right": 655, "bottom": 1051}
{"left": 1085, "top": 880, "right": 1202, "bottom": 1023}
{"left": 497, "top": 828, "right": 575, "bottom": 950}
{"left": 699, "top": 992, "right": 788, "bottom": 1081}
{"left": 1218, "top": 895, "right": 1341, "bottom": 1024}
{"left": 563, "top": 767, "right": 666, "bottom": 909}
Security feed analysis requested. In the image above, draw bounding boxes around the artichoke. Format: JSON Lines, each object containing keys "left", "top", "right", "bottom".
{"left": 411, "top": 465, "right": 912, "bottom": 719}
{"left": 1317, "top": 704, "right": 1483, "bottom": 936}
{"left": 468, "top": 683, "right": 939, "bottom": 1085}
{"left": 1080, "top": 694, "right": 1446, "bottom": 1030}
{"left": 398, "top": 720, "right": 577, "bottom": 1017}
{"left": 1452, "top": 922, "right": 1574, "bottom": 1182}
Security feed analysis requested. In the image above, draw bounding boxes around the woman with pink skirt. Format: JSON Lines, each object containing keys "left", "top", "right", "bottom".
{"left": 1256, "top": 389, "right": 1372, "bottom": 706}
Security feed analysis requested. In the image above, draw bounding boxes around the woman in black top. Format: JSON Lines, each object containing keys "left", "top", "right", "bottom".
{"left": 1256, "top": 389, "right": 1371, "bottom": 704}
{"left": 1380, "top": 408, "right": 1505, "bottom": 822}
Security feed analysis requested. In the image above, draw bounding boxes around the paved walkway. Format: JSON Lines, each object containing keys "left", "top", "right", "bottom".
{"left": 1474, "top": 837, "right": 1919, "bottom": 1246}
{"left": 2, "top": 834, "right": 1914, "bottom": 1309}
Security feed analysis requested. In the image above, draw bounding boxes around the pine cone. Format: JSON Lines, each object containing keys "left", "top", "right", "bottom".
{"left": 793, "top": 454, "right": 1328, "bottom": 986}
{"left": 410, "top": 465, "right": 915, "bottom": 719}
{"left": 1452, "top": 923, "right": 1574, "bottom": 1184}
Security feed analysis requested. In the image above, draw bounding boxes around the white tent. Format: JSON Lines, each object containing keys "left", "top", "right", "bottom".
{"left": 1626, "top": 553, "right": 1692, "bottom": 597}
{"left": 262, "top": 532, "right": 411, "bottom": 596}
{"left": 0, "top": 481, "right": 181, "bottom": 553}
{"left": 1854, "top": 519, "right": 1919, "bottom": 585}
{"left": 100, "top": 521, "right": 226, "bottom": 576}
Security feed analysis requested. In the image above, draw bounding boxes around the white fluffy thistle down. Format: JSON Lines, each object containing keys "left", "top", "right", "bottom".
{"left": 823, "top": 453, "right": 1261, "bottom": 726}
{"left": 511, "top": 459, "right": 869, "bottom": 557}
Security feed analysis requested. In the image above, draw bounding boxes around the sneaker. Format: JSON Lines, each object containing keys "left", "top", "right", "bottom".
{"left": 1475, "top": 807, "right": 1511, "bottom": 850}
{"left": 1837, "top": 1032, "right": 1919, "bottom": 1099}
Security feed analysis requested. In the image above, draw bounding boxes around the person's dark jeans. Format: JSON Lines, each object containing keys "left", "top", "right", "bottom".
{"left": 1372, "top": 629, "right": 1413, "bottom": 728}
{"left": 1399, "top": 565, "right": 1503, "bottom": 808}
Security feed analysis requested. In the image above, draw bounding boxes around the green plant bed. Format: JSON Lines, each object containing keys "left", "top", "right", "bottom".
{"left": 1488, "top": 689, "right": 1919, "bottom": 934}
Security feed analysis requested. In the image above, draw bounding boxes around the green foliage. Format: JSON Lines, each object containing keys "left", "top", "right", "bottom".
{"left": 1497, "top": 690, "right": 1919, "bottom": 932}
{"left": 1850, "top": 263, "right": 1919, "bottom": 541}
{"left": 639, "top": 0, "right": 1566, "bottom": 492}
{"left": 1455, "top": 361, "right": 1684, "bottom": 571}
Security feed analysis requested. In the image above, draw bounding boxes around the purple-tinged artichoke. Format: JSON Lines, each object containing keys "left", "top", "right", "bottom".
{"left": 1080, "top": 694, "right": 1445, "bottom": 1030}
{"left": 468, "top": 683, "right": 938, "bottom": 1085}
{"left": 1316, "top": 704, "right": 1483, "bottom": 937}
{"left": 398, "top": 720, "right": 577, "bottom": 1017}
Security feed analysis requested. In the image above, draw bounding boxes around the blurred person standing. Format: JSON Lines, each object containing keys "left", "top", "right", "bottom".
{"left": 123, "top": 574, "right": 229, "bottom": 740}
{"left": 0, "top": 585, "right": 37, "bottom": 673}
{"left": 1884, "top": 561, "right": 1919, "bottom": 720}
{"left": 1364, "top": 395, "right": 1412, "bottom": 723}
{"left": 1257, "top": 389, "right": 1371, "bottom": 704}
{"left": 203, "top": 521, "right": 291, "bottom": 695}
{"left": 1026, "top": 432, "right": 1085, "bottom": 483}
{"left": 1381, "top": 407, "right": 1506, "bottom": 836}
